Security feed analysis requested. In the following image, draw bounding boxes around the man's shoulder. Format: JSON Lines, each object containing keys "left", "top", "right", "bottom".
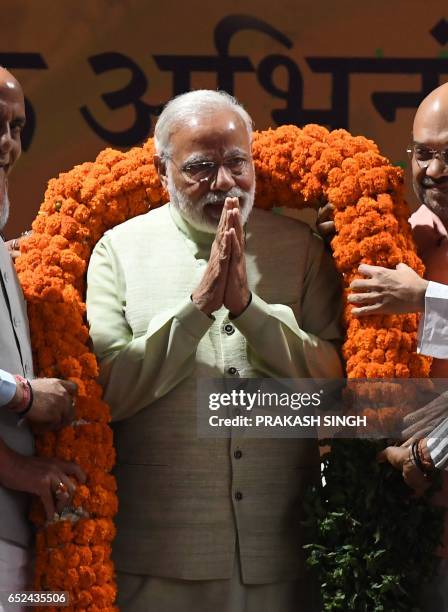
{"left": 248, "top": 207, "right": 315, "bottom": 244}
{"left": 100, "top": 205, "right": 170, "bottom": 244}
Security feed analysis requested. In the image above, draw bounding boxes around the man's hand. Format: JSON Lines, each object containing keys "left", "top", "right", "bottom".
{"left": 5, "top": 231, "right": 32, "bottom": 261}
{"left": 223, "top": 198, "right": 251, "bottom": 317}
{"left": 0, "top": 439, "right": 86, "bottom": 520}
{"left": 5, "top": 238, "right": 20, "bottom": 261}
{"left": 28, "top": 378, "right": 78, "bottom": 430}
{"left": 191, "top": 198, "right": 235, "bottom": 316}
{"left": 348, "top": 263, "right": 429, "bottom": 316}
{"left": 401, "top": 392, "right": 448, "bottom": 441}
{"left": 316, "top": 203, "right": 336, "bottom": 243}
{"left": 378, "top": 445, "right": 429, "bottom": 495}
{"left": 7, "top": 378, "right": 78, "bottom": 430}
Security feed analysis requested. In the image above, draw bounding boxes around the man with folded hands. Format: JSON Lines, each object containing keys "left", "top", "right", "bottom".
{"left": 86, "top": 89, "right": 343, "bottom": 612}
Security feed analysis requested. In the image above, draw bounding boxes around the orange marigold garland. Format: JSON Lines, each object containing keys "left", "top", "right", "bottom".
{"left": 16, "top": 126, "right": 430, "bottom": 609}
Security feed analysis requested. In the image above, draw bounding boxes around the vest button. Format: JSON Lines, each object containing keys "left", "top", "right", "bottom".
{"left": 227, "top": 366, "right": 238, "bottom": 375}
{"left": 234, "top": 450, "right": 243, "bottom": 459}
{"left": 224, "top": 323, "right": 235, "bottom": 335}
{"left": 234, "top": 491, "right": 243, "bottom": 501}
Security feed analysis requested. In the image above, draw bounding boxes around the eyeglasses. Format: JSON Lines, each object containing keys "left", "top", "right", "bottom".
{"left": 407, "top": 143, "right": 448, "bottom": 170}
{"left": 168, "top": 156, "right": 252, "bottom": 184}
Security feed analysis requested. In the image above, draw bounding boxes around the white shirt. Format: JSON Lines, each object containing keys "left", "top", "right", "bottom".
{"left": 418, "top": 281, "right": 448, "bottom": 359}
{"left": 417, "top": 282, "right": 448, "bottom": 469}
{"left": 0, "top": 368, "right": 16, "bottom": 407}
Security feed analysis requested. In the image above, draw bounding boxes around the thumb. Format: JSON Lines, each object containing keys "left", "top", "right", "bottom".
{"left": 59, "top": 380, "right": 78, "bottom": 396}
{"left": 377, "top": 449, "right": 388, "bottom": 463}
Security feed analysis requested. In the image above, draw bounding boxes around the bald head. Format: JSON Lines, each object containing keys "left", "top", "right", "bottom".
{"left": 0, "top": 68, "right": 25, "bottom": 231}
{"left": 413, "top": 82, "right": 448, "bottom": 144}
{"left": 411, "top": 82, "right": 448, "bottom": 224}
{"left": 0, "top": 67, "right": 22, "bottom": 93}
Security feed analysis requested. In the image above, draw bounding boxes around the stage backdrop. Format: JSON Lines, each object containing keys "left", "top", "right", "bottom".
{"left": 2, "top": 0, "right": 448, "bottom": 238}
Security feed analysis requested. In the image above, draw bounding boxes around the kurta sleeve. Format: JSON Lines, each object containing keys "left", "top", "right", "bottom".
{"left": 417, "top": 281, "right": 448, "bottom": 359}
{"left": 232, "top": 235, "right": 343, "bottom": 378}
{"left": 86, "top": 237, "right": 213, "bottom": 421}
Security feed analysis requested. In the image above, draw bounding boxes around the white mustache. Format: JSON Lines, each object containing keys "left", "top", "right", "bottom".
{"left": 199, "top": 189, "right": 246, "bottom": 207}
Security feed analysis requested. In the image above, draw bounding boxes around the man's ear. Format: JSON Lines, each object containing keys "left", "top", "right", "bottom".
{"left": 154, "top": 154, "right": 168, "bottom": 190}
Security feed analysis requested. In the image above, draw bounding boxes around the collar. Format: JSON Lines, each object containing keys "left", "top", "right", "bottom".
{"left": 409, "top": 204, "right": 448, "bottom": 252}
{"left": 169, "top": 203, "right": 215, "bottom": 259}
{"left": 169, "top": 202, "right": 249, "bottom": 260}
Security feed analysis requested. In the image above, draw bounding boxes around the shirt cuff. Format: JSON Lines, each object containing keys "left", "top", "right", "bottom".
{"left": 0, "top": 370, "right": 17, "bottom": 407}
{"left": 427, "top": 435, "right": 448, "bottom": 470}
{"left": 177, "top": 298, "right": 215, "bottom": 340}
{"left": 417, "top": 281, "right": 448, "bottom": 358}
{"left": 230, "top": 292, "right": 270, "bottom": 337}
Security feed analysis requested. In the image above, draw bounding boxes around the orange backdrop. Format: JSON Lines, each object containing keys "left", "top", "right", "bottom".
{"left": 3, "top": 0, "right": 448, "bottom": 238}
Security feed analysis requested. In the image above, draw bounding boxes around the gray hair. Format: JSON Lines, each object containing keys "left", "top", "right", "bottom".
{"left": 154, "top": 90, "right": 253, "bottom": 160}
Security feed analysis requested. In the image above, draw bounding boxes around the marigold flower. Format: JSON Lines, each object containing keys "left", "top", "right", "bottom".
{"left": 18, "top": 126, "right": 430, "bottom": 608}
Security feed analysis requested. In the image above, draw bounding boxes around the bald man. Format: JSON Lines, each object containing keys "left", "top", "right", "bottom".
{"left": 0, "top": 68, "right": 85, "bottom": 602}
{"left": 335, "top": 82, "right": 448, "bottom": 610}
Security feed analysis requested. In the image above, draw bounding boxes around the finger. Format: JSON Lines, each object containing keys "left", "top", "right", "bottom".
{"left": 350, "top": 279, "right": 379, "bottom": 291}
{"left": 229, "top": 227, "right": 241, "bottom": 263}
{"left": 219, "top": 230, "right": 231, "bottom": 261}
{"left": 317, "top": 203, "right": 335, "bottom": 223}
{"left": 358, "top": 264, "right": 384, "bottom": 277}
{"left": 401, "top": 401, "right": 448, "bottom": 432}
{"left": 351, "top": 303, "right": 385, "bottom": 316}
{"left": 229, "top": 228, "right": 241, "bottom": 260}
{"left": 217, "top": 200, "right": 231, "bottom": 237}
{"left": 347, "top": 292, "right": 383, "bottom": 304}
{"left": 40, "top": 486, "right": 56, "bottom": 521}
{"left": 52, "top": 471, "right": 75, "bottom": 497}
{"left": 59, "top": 380, "right": 78, "bottom": 396}
{"left": 220, "top": 231, "right": 232, "bottom": 279}
{"left": 224, "top": 196, "right": 238, "bottom": 211}
{"left": 231, "top": 208, "right": 244, "bottom": 247}
{"left": 402, "top": 402, "right": 444, "bottom": 426}
{"left": 52, "top": 476, "right": 74, "bottom": 513}
{"left": 396, "top": 263, "right": 410, "bottom": 271}
{"left": 401, "top": 424, "right": 434, "bottom": 440}
{"left": 317, "top": 221, "right": 336, "bottom": 238}
{"left": 226, "top": 209, "right": 235, "bottom": 233}
{"left": 57, "top": 460, "right": 87, "bottom": 484}
{"left": 400, "top": 438, "right": 415, "bottom": 448}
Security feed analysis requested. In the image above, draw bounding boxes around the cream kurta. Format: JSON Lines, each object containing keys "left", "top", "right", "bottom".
{"left": 86, "top": 203, "right": 343, "bottom": 584}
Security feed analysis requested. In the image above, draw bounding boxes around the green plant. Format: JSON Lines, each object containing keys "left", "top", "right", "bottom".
{"left": 303, "top": 439, "right": 444, "bottom": 611}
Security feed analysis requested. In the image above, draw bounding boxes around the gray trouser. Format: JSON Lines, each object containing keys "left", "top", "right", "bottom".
{"left": 117, "top": 551, "right": 319, "bottom": 612}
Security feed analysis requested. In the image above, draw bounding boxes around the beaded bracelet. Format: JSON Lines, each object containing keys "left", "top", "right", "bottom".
{"left": 411, "top": 439, "right": 429, "bottom": 476}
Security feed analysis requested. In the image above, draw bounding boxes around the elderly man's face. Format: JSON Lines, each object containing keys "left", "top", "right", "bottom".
{"left": 164, "top": 108, "right": 255, "bottom": 232}
{"left": 0, "top": 73, "right": 25, "bottom": 231}
{"left": 412, "top": 103, "right": 448, "bottom": 224}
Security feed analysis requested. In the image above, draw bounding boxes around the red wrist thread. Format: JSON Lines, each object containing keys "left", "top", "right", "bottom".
{"left": 11, "top": 375, "right": 33, "bottom": 417}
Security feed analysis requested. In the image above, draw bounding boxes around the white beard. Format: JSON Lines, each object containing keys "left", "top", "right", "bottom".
{"left": 0, "top": 188, "right": 9, "bottom": 233}
{"left": 167, "top": 168, "right": 255, "bottom": 233}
